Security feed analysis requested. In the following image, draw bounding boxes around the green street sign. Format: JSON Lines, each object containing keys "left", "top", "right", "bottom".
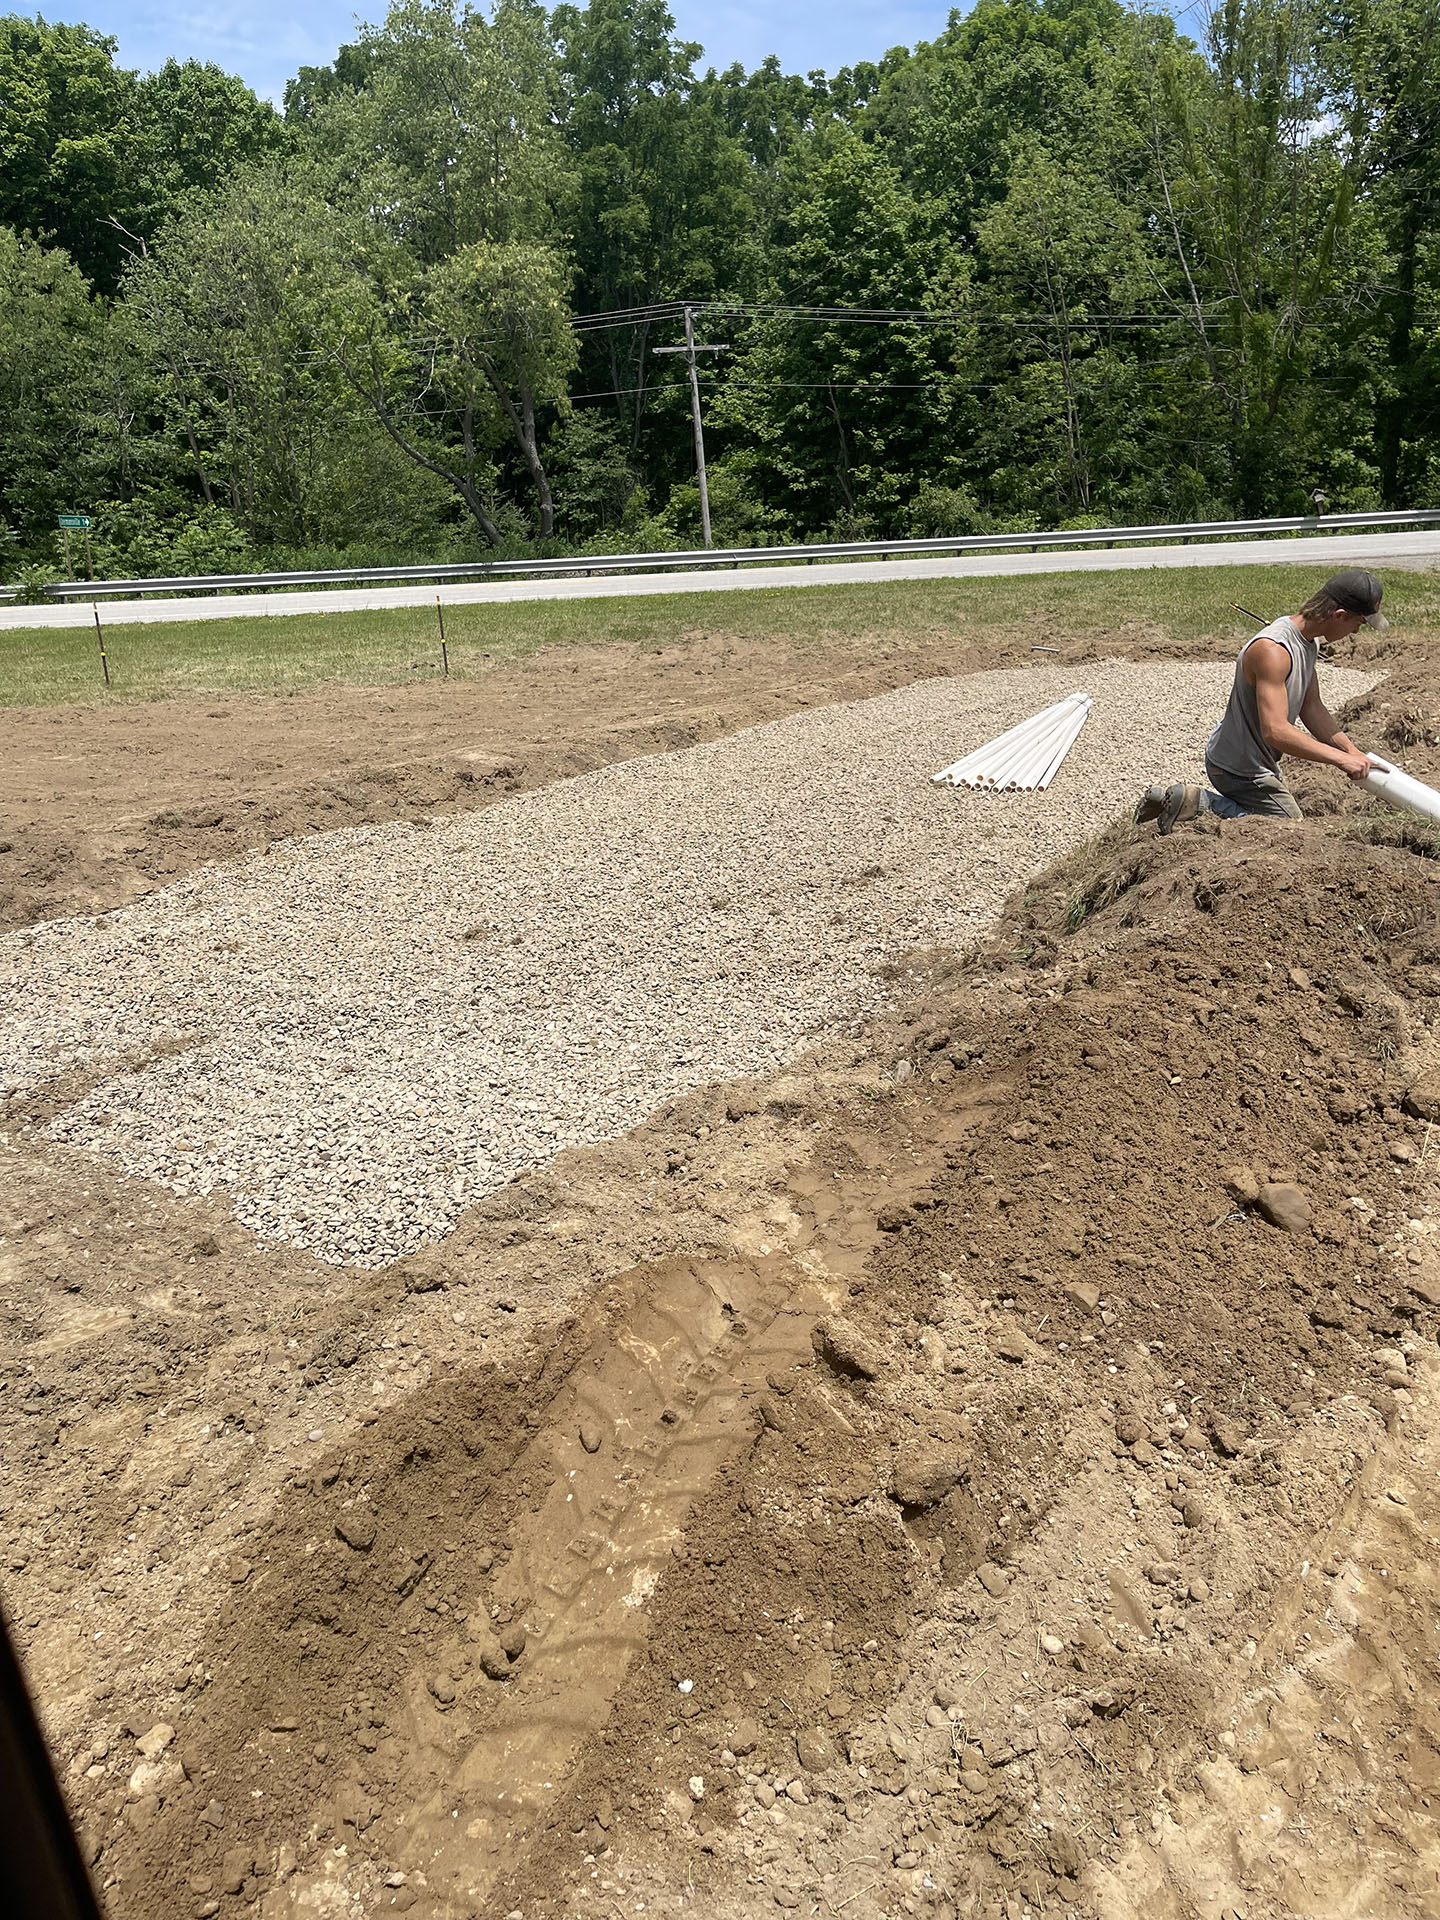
{"left": 57, "top": 513, "right": 92, "bottom": 530}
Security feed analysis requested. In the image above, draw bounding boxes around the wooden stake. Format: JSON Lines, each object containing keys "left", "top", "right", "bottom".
{"left": 93, "top": 603, "right": 109, "bottom": 687}
{"left": 436, "top": 597, "right": 448, "bottom": 677}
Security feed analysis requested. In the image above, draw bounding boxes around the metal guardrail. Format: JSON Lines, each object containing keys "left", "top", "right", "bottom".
{"left": 25, "top": 508, "right": 1440, "bottom": 601}
{"left": 0, "top": 587, "right": 19, "bottom": 602}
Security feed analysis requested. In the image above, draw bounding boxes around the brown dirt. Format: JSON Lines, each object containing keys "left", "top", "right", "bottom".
{"left": 4, "top": 623, "right": 1440, "bottom": 1920}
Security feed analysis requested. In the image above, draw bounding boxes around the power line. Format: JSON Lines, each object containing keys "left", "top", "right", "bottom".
{"left": 572, "top": 295, "right": 1440, "bottom": 334}
{"left": 570, "top": 299, "right": 1224, "bottom": 333}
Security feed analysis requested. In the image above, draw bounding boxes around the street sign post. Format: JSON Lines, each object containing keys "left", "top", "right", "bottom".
{"left": 57, "top": 514, "right": 93, "bottom": 578}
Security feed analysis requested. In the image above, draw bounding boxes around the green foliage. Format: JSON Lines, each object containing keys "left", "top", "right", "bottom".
{"left": 0, "top": 226, "right": 106, "bottom": 540}
{"left": 0, "top": 16, "right": 140, "bottom": 288}
{"left": 117, "top": 169, "right": 362, "bottom": 547}
{"left": 5, "top": 0, "right": 1440, "bottom": 575}
{"left": 283, "top": 41, "right": 384, "bottom": 121}
{"left": 555, "top": 0, "right": 758, "bottom": 306}
{"left": 713, "top": 131, "right": 972, "bottom": 530}
{"left": 554, "top": 0, "right": 760, "bottom": 482}
{"left": 545, "top": 410, "right": 644, "bottom": 536}
{"left": 115, "top": 159, "right": 578, "bottom": 550}
{"left": 129, "top": 59, "right": 287, "bottom": 230}
{"left": 908, "top": 484, "right": 1017, "bottom": 538}
{"left": 646, "top": 456, "right": 790, "bottom": 546}
{"left": 81, "top": 496, "right": 255, "bottom": 578}
{"left": 866, "top": 0, "right": 1132, "bottom": 228}
{"left": 307, "top": 0, "right": 567, "bottom": 261}
{"left": 0, "top": 18, "right": 282, "bottom": 290}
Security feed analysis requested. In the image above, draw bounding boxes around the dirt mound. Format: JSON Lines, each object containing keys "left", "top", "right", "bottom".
{"left": 481, "top": 824, "right": 1440, "bottom": 1920}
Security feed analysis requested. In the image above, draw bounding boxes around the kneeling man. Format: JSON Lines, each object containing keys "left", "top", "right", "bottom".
{"left": 1135, "top": 568, "right": 1385, "bottom": 833}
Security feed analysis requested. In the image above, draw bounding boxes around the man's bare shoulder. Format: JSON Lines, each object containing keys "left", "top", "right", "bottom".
{"left": 1241, "top": 634, "right": 1294, "bottom": 685}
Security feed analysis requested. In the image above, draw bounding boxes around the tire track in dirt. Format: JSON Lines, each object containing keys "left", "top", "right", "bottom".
{"left": 97, "top": 1087, "right": 994, "bottom": 1918}
{"left": 1090, "top": 1353, "right": 1440, "bottom": 1919}
{"left": 397, "top": 1257, "right": 826, "bottom": 1904}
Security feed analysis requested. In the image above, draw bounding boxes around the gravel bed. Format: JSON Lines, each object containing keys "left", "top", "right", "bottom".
{"left": 0, "top": 658, "right": 1373, "bottom": 1266}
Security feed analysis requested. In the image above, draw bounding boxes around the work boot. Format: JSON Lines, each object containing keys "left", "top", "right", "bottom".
{"left": 1156, "top": 783, "right": 1203, "bottom": 835}
{"left": 1132, "top": 783, "right": 1167, "bottom": 825}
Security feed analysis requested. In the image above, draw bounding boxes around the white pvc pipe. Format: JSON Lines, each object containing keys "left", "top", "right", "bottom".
{"left": 1008, "top": 712, "right": 1079, "bottom": 790}
{"left": 994, "top": 697, "right": 1092, "bottom": 790}
{"left": 981, "top": 715, "right": 1070, "bottom": 787}
{"left": 1031, "top": 698, "right": 1090, "bottom": 778}
{"left": 1363, "top": 754, "right": 1440, "bottom": 824}
{"left": 1035, "top": 703, "right": 1091, "bottom": 787}
{"left": 979, "top": 717, "right": 1065, "bottom": 789}
{"left": 989, "top": 709, "right": 1077, "bottom": 787}
{"left": 960, "top": 721, "right": 1052, "bottom": 779}
{"left": 932, "top": 693, "right": 1087, "bottom": 785}
{"left": 937, "top": 712, "right": 1062, "bottom": 785}
{"left": 969, "top": 699, "right": 1084, "bottom": 788}
{"left": 1025, "top": 712, "right": 1081, "bottom": 786}
{"left": 936, "top": 710, "right": 1050, "bottom": 781}
{"left": 933, "top": 690, "right": 1095, "bottom": 791}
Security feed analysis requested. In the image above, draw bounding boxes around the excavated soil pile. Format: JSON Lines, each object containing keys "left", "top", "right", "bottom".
{"left": 3, "top": 631, "right": 1440, "bottom": 1920}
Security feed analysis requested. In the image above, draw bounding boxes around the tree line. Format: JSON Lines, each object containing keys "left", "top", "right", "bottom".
{"left": 2, "top": 0, "right": 1437, "bottom": 585}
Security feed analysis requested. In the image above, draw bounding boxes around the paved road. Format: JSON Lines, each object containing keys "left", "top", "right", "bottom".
{"left": 4, "top": 528, "right": 1438, "bottom": 631}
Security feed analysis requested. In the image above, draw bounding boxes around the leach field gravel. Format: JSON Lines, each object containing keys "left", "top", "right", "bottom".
{"left": 3, "top": 570, "right": 1440, "bottom": 1920}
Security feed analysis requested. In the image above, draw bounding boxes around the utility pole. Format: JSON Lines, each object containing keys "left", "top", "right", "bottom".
{"left": 653, "top": 306, "right": 728, "bottom": 547}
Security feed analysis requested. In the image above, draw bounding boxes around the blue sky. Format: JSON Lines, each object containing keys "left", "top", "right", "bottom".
{"left": 65, "top": 2, "right": 962, "bottom": 101}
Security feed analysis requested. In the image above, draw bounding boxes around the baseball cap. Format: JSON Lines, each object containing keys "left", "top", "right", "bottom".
{"left": 1322, "top": 568, "right": 1388, "bottom": 628}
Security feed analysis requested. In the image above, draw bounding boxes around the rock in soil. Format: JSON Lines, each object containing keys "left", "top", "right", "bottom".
{"left": 1256, "top": 1182, "right": 1313, "bottom": 1232}
{"left": 889, "top": 1448, "right": 968, "bottom": 1509}
{"left": 811, "top": 1317, "right": 884, "bottom": 1381}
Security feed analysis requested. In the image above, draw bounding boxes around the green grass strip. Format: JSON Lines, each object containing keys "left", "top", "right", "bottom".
{"left": 1, "top": 563, "right": 1433, "bottom": 708}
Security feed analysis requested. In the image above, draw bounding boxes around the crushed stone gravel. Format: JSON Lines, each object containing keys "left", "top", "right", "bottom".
{"left": 0, "top": 658, "right": 1374, "bottom": 1266}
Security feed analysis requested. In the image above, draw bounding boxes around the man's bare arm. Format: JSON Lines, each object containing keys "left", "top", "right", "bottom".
{"left": 1248, "top": 639, "right": 1370, "bottom": 777}
{"left": 1298, "top": 680, "right": 1365, "bottom": 768}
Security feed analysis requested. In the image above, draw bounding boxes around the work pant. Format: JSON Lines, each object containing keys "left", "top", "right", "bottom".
{"left": 1202, "top": 762, "right": 1302, "bottom": 821}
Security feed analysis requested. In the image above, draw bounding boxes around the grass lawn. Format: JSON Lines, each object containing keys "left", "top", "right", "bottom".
{"left": 1, "top": 563, "right": 1436, "bottom": 707}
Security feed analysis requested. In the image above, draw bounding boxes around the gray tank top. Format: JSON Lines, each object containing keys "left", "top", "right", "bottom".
{"left": 1205, "top": 616, "right": 1318, "bottom": 781}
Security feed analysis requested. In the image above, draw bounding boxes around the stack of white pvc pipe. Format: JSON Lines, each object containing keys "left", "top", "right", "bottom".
{"left": 931, "top": 691, "right": 1094, "bottom": 792}
{"left": 1363, "top": 753, "right": 1440, "bottom": 824}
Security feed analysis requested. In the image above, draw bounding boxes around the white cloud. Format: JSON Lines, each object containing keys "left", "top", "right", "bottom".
{"left": 64, "top": 0, "right": 962, "bottom": 101}
{"left": 65, "top": 0, "right": 365, "bottom": 99}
